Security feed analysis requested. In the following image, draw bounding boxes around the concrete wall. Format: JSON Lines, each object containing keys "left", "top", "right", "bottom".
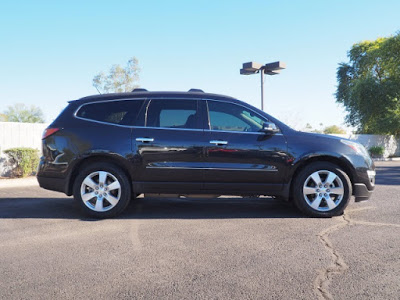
{"left": 0, "top": 122, "right": 48, "bottom": 176}
{"left": 330, "top": 134, "right": 400, "bottom": 158}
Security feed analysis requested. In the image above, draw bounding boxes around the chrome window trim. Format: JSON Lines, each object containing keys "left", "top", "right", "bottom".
{"left": 144, "top": 99, "right": 151, "bottom": 127}
{"left": 73, "top": 98, "right": 147, "bottom": 127}
{"left": 205, "top": 98, "right": 282, "bottom": 133}
{"left": 205, "top": 100, "right": 211, "bottom": 129}
{"left": 72, "top": 96, "right": 282, "bottom": 134}
{"left": 133, "top": 126, "right": 204, "bottom": 132}
{"left": 131, "top": 126, "right": 282, "bottom": 135}
{"left": 204, "top": 129, "right": 283, "bottom": 136}
{"left": 144, "top": 98, "right": 199, "bottom": 129}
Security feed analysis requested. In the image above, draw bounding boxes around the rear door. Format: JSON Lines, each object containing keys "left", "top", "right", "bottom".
{"left": 131, "top": 98, "right": 206, "bottom": 192}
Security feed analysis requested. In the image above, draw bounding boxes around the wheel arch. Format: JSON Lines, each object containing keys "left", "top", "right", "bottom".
{"left": 288, "top": 155, "right": 356, "bottom": 200}
{"left": 66, "top": 154, "right": 133, "bottom": 196}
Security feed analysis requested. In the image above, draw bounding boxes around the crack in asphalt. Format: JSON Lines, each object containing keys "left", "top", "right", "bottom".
{"left": 129, "top": 219, "right": 143, "bottom": 252}
{"left": 314, "top": 206, "right": 400, "bottom": 300}
{"left": 314, "top": 216, "right": 349, "bottom": 300}
{"left": 344, "top": 215, "right": 400, "bottom": 228}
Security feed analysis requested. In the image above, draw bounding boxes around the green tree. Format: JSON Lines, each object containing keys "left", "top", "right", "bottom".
{"left": 336, "top": 32, "right": 400, "bottom": 135}
{"left": 304, "top": 123, "right": 313, "bottom": 132}
{"left": 0, "top": 113, "right": 8, "bottom": 122}
{"left": 323, "top": 125, "right": 347, "bottom": 134}
{"left": 93, "top": 57, "right": 140, "bottom": 94}
{"left": 3, "top": 103, "right": 45, "bottom": 123}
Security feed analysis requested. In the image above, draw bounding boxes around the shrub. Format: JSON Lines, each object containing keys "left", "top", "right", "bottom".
{"left": 368, "top": 145, "right": 385, "bottom": 158}
{"left": 323, "top": 125, "right": 347, "bottom": 134}
{"left": 4, "top": 147, "right": 39, "bottom": 177}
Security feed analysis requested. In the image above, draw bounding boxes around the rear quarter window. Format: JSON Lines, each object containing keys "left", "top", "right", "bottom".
{"left": 76, "top": 100, "right": 144, "bottom": 126}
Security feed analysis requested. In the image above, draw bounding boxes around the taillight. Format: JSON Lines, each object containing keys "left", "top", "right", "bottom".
{"left": 42, "top": 128, "right": 60, "bottom": 139}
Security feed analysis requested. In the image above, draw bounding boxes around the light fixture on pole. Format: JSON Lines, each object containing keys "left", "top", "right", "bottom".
{"left": 240, "top": 61, "right": 286, "bottom": 111}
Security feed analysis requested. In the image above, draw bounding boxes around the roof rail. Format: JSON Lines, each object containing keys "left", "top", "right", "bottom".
{"left": 132, "top": 88, "right": 148, "bottom": 92}
{"left": 188, "top": 88, "right": 204, "bottom": 93}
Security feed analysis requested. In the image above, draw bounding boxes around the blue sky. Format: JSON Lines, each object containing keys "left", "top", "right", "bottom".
{"left": 0, "top": 0, "right": 399, "bottom": 130}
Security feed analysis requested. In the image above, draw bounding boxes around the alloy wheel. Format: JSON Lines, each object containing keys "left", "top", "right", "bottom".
{"left": 303, "top": 170, "right": 344, "bottom": 212}
{"left": 80, "top": 171, "right": 121, "bottom": 212}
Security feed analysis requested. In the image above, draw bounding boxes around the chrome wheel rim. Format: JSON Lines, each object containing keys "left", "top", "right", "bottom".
{"left": 80, "top": 171, "right": 121, "bottom": 212}
{"left": 303, "top": 170, "right": 344, "bottom": 212}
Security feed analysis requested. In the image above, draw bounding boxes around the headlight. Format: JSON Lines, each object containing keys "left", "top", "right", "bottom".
{"left": 340, "top": 139, "right": 370, "bottom": 157}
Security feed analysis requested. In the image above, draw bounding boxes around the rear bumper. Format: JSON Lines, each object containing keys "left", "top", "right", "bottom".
{"left": 37, "top": 176, "right": 67, "bottom": 194}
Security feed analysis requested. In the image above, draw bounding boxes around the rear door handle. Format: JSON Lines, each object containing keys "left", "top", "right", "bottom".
{"left": 209, "top": 140, "right": 228, "bottom": 146}
{"left": 136, "top": 137, "right": 154, "bottom": 143}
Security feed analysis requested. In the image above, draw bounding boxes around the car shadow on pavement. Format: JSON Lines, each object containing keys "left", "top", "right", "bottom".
{"left": 375, "top": 165, "right": 400, "bottom": 185}
{"left": 123, "top": 197, "right": 303, "bottom": 219}
{"left": 0, "top": 196, "right": 303, "bottom": 220}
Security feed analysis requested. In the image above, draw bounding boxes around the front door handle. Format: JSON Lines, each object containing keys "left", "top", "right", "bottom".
{"left": 209, "top": 140, "right": 228, "bottom": 146}
{"left": 136, "top": 137, "right": 154, "bottom": 143}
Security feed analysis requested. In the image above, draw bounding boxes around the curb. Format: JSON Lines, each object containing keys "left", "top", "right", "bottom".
{"left": 373, "top": 157, "right": 400, "bottom": 161}
{"left": 0, "top": 176, "right": 39, "bottom": 189}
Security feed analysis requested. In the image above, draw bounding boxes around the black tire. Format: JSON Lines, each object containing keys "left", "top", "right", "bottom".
{"left": 292, "top": 162, "right": 352, "bottom": 218}
{"left": 73, "top": 162, "right": 131, "bottom": 218}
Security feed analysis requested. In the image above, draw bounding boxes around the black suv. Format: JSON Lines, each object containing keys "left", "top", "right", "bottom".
{"left": 37, "top": 89, "right": 375, "bottom": 218}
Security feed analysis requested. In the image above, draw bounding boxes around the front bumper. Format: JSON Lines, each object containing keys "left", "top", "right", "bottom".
{"left": 354, "top": 170, "right": 375, "bottom": 202}
{"left": 354, "top": 183, "right": 374, "bottom": 202}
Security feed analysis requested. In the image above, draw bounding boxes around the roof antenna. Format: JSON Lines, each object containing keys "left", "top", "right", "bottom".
{"left": 94, "top": 86, "right": 102, "bottom": 95}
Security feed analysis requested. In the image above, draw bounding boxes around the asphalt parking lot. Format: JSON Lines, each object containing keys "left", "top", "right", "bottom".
{"left": 0, "top": 161, "right": 399, "bottom": 300}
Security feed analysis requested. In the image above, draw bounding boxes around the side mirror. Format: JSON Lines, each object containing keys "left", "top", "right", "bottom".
{"left": 261, "top": 122, "right": 279, "bottom": 134}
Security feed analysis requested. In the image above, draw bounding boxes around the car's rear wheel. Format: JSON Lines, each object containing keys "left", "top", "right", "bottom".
{"left": 292, "top": 162, "right": 352, "bottom": 217}
{"left": 73, "top": 163, "right": 131, "bottom": 218}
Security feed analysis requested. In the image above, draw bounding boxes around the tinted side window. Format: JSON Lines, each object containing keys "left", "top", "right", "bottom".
{"left": 207, "top": 101, "right": 265, "bottom": 132}
{"left": 76, "top": 100, "right": 144, "bottom": 125}
{"left": 146, "top": 99, "right": 199, "bottom": 129}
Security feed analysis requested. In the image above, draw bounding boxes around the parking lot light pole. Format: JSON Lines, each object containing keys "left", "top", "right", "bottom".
{"left": 240, "top": 61, "right": 286, "bottom": 111}
{"left": 260, "top": 67, "right": 264, "bottom": 111}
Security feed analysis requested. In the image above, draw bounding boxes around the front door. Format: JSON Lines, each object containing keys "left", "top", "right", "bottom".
{"left": 203, "top": 100, "right": 288, "bottom": 194}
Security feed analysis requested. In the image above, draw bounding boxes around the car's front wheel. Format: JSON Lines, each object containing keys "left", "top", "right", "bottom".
{"left": 292, "top": 162, "right": 352, "bottom": 217}
{"left": 73, "top": 163, "right": 131, "bottom": 218}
